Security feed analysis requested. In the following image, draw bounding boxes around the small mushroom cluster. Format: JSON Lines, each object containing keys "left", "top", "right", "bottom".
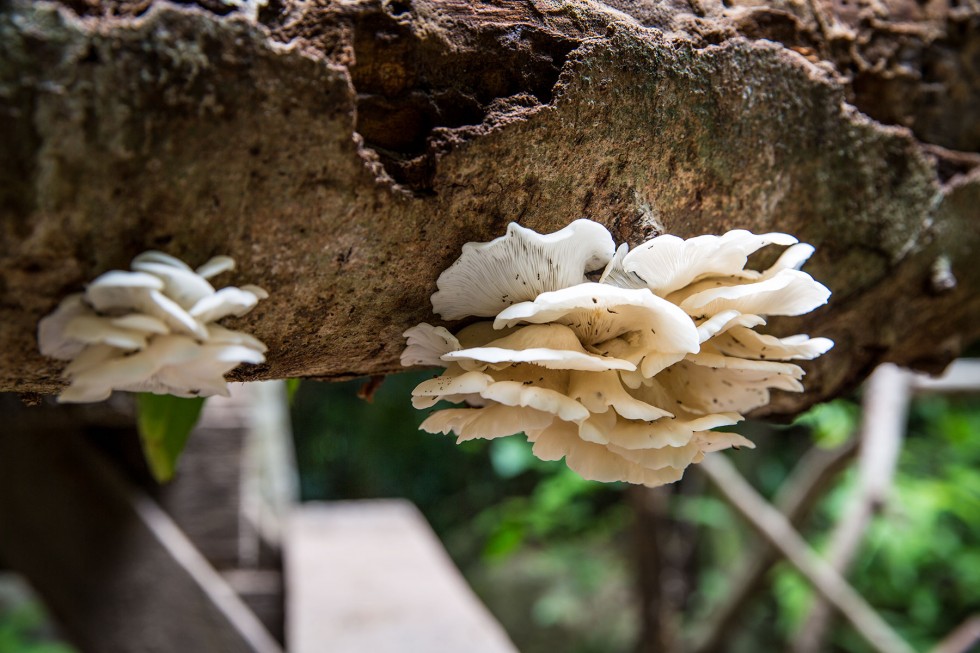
{"left": 402, "top": 220, "right": 833, "bottom": 487}
{"left": 38, "top": 251, "right": 268, "bottom": 403}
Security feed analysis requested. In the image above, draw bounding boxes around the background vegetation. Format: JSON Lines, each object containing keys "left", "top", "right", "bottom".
{"left": 289, "top": 371, "right": 980, "bottom": 653}
{"left": 2, "top": 371, "right": 976, "bottom": 653}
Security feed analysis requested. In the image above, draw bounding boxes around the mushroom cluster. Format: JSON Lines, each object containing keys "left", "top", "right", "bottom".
{"left": 402, "top": 220, "right": 833, "bottom": 487}
{"left": 38, "top": 251, "right": 268, "bottom": 403}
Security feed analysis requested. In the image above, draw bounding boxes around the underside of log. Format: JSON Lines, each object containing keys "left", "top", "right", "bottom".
{"left": 1, "top": 0, "right": 978, "bottom": 415}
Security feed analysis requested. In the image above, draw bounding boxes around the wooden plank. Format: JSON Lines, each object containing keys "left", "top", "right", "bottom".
{"left": 0, "top": 405, "right": 283, "bottom": 653}
{"left": 285, "top": 500, "right": 517, "bottom": 653}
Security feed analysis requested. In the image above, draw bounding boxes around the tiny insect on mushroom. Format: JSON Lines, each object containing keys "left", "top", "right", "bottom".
{"left": 402, "top": 220, "right": 833, "bottom": 488}
{"left": 38, "top": 251, "right": 268, "bottom": 403}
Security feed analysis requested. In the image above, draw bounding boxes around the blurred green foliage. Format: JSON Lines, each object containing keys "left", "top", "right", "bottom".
{"left": 0, "top": 600, "right": 75, "bottom": 653}
{"left": 292, "top": 372, "right": 980, "bottom": 653}
{"left": 291, "top": 371, "right": 632, "bottom": 651}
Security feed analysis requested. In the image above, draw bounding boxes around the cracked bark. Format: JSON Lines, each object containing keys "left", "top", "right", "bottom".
{"left": 1, "top": 0, "right": 978, "bottom": 413}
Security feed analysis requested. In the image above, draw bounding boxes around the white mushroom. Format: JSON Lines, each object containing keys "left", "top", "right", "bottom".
{"left": 431, "top": 219, "right": 616, "bottom": 320}
{"left": 443, "top": 324, "right": 637, "bottom": 372}
{"left": 494, "top": 282, "right": 700, "bottom": 354}
{"left": 402, "top": 220, "right": 834, "bottom": 487}
{"left": 604, "top": 230, "right": 798, "bottom": 296}
{"left": 130, "top": 260, "right": 216, "bottom": 309}
{"left": 38, "top": 251, "right": 268, "bottom": 403}
{"left": 196, "top": 255, "right": 236, "bottom": 279}
{"left": 189, "top": 287, "right": 260, "bottom": 323}
{"left": 38, "top": 294, "right": 91, "bottom": 360}
{"left": 401, "top": 323, "right": 461, "bottom": 367}
{"left": 678, "top": 268, "right": 831, "bottom": 318}
{"left": 421, "top": 405, "right": 556, "bottom": 443}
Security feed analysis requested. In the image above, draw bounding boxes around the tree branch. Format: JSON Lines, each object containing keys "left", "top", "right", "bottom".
{"left": 2, "top": 0, "right": 978, "bottom": 406}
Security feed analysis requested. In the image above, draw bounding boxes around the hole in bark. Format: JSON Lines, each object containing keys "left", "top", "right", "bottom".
{"left": 349, "top": 10, "right": 576, "bottom": 192}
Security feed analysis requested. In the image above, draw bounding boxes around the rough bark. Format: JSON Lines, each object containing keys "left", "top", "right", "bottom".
{"left": 2, "top": 0, "right": 978, "bottom": 414}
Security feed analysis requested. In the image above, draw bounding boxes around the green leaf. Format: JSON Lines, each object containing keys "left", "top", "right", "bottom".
{"left": 136, "top": 394, "right": 207, "bottom": 482}
{"left": 285, "top": 378, "right": 302, "bottom": 405}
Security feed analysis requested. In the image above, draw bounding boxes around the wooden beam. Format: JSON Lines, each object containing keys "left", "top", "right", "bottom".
{"left": 285, "top": 500, "right": 517, "bottom": 653}
{"left": 0, "top": 402, "right": 283, "bottom": 653}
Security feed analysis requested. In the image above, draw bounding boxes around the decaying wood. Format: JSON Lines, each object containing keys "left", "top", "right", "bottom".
{"left": 1, "top": 0, "right": 978, "bottom": 415}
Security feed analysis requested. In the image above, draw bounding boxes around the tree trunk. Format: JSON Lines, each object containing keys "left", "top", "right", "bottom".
{"left": 2, "top": 0, "right": 978, "bottom": 414}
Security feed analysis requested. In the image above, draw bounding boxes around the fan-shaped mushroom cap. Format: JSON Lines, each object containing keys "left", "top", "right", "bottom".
{"left": 110, "top": 314, "right": 170, "bottom": 334}
{"left": 706, "top": 327, "right": 834, "bottom": 360}
{"left": 604, "top": 412, "right": 743, "bottom": 450}
{"left": 679, "top": 269, "right": 831, "bottom": 318}
{"left": 652, "top": 359, "right": 803, "bottom": 414}
{"left": 692, "top": 430, "right": 756, "bottom": 452}
{"left": 85, "top": 271, "right": 164, "bottom": 310}
{"left": 421, "top": 405, "right": 555, "bottom": 443}
{"left": 530, "top": 420, "right": 687, "bottom": 486}
{"left": 481, "top": 381, "right": 590, "bottom": 423}
{"left": 567, "top": 370, "right": 672, "bottom": 421}
{"left": 494, "top": 282, "right": 700, "bottom": 353}
{"left": 206, "top": 324, "right": 268, "bottom": 353}
{"left": 411, "top": 369, "right": 495, "bottom": 409}
{"left": 610, "top": 230, "right": 798, "bottom": 296}
{"left": 38, "top": 294, "right": 90, "bottom": 360}
{"left": 695, "top": 311, "right": 767, "bottom": 343}
{"left": 63, "top": 315, "right": 153, "bottom": 351}
{"left": 431, "top": 219, "right": 616, "bottom": 320}
{"left": 196, "top": 256, "right": 236, "bottom": 279}
{"left": 132, "top": 251, "right": 193, "bottom": 270}
{"left": 131, "top": 260, "right": 217, "bottom": 309}
{"left": 443, "top": 324, "right": 637, "bottom": 372}
{"left": 240, "top": 285, "right": 269, "bottom": 300}
{"left": 401, "top": 323, "right": 462, "bottom": 367}
{"left": 189, "top": 287, "right": 261, "bottom": 323}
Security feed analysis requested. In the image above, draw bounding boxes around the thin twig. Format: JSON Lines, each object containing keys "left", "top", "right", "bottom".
{"left": 699, "top": 455, "right": 917, "bottom": 653}
{"left": 688, "top": 438, "right": 858, "bottom": 653}
{"left": 929, "top": 615, "right": 980, "bottom": 653}
{"left": 793, "top": 364, "right": 911, "bottom": 653}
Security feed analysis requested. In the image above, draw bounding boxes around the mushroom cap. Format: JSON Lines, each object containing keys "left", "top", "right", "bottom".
{"left": 195, "top": 255, "right": 236, "bottom": 279}
{"left": 494, "top": 282, "right": 701, "bottom": 355}
{"left": 37, "top": 294, "right": 91, "bottom": 360}
{"left": 610, "top": 230, "right": 799, "bottom": 296}
{"left": 401, "top": 323, "right": 461, "bottom": 368}
{"left": 189, "top": 287, "right": 261, "bottom": 323}
{"left": 63, "top": 315, "right": 153, "bottom": 351}
{"left": 567, "top": 370, "right": 673, "bottom": 421}
{"left": 679, "top": 269, "right": 831, "bottom": 318}
{"left": 110, "top": 314, "right": 170, "bottom": 335}
{"left": 443, "top": 324, "right": 637, "bottom": 372}
{"left": 85, "top": 271, "right": 165, "bottom": 311}
{"left": 530, "top": 420, "right": 687, "bottom": 486}
{"left": 706, "top": 326, "right": 834, "bottom": 360}
{"left": 603, "top": 412, "right": 743, "bottom": 450}
{"left": 206, "top": 324, "right": 268, "bottom": 353}
{"left": 420, "top": 405, "right": 555, "bottom": 443}
{"left": 431, "top": 219, "right": 616, "bottom": 320}
{"left": 132, "top": 251, "right": 194, "bottom": 271}
{"left": 131, "top": 260, "right": 217, "bottom": 309}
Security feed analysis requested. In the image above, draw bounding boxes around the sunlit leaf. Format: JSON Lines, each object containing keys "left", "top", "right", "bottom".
{"left": 136, "top": 393, "right": 207, "bottom": 482}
